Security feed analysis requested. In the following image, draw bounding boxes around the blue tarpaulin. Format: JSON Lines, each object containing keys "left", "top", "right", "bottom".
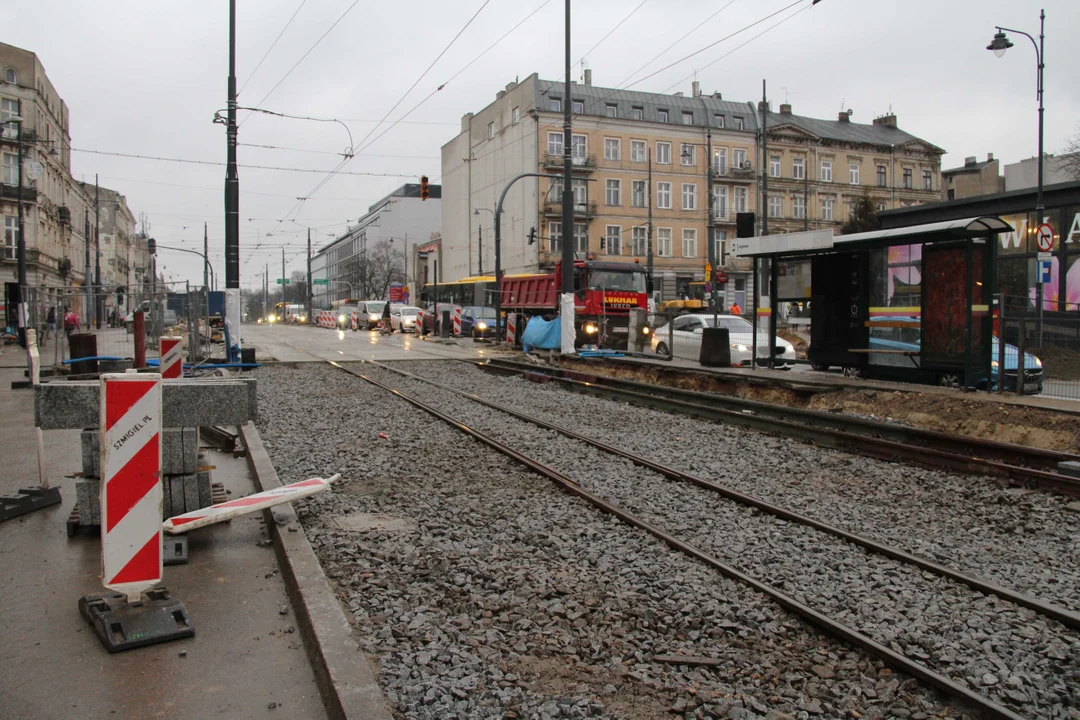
{"left": 521, "top": 316, "right": 562, "bottom": 352}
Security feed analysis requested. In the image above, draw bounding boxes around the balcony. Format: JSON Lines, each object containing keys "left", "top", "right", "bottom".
{"left": 58, "top": 205, "right": 72, "bottom": 224}
{"left": 0, "top": 184, "right": 38, "bottom": 203}
{"left": 728, "top": 166, "right": 756, "bottom": 182}
{"left": 543, "top": 153, "right": 596, "bottom": 172}
{"left": 543, "top": 200, "right": 598, "bottom": 219}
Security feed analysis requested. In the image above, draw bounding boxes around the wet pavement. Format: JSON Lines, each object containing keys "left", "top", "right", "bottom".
{"left": 243, "top": 322, "right": 499, "bottom": 362}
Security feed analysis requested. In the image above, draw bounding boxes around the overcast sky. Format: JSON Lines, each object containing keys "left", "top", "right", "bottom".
{"left": 8, "top": 0, "right": 1078, "bottom": 289}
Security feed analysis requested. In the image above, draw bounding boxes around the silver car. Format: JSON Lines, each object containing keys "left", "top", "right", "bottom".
{"left": 392, "top": 305, "right": 421, "bottom": 333}
{"left": 650, "top": 314, "right": 795, "bottom": 367}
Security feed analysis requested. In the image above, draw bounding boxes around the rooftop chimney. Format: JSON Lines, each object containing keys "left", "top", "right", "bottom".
{"left": 692, "top": 80, "right": 701, "bottom": 98}
{"left": 987, "top": 153, "right": 995, "bottom": 162}
{"left": 584, "top": 68, "right": 592, "bottom": 86}
{"left": 837, "top": 110, "right": 851, "bottom": 122}
{"left": 873, "top": 113, "right": 897, "bottom": 127}
{"left": 711, "top": 91, "right": 722, "bottom": 99}
{"left": 673, "top": 91, "right": 683, "bottom": 97}
{"left": 496, "top": 90, "right": 506, "bottom": 100}
{"left": 965, "top": 156, "right": 977, "bottom": 166}
{"left": 779, "top": 103, "right": 792, "bottom": 115}
{"left": 758, "top": 100, "right": 770, "bottom": 113}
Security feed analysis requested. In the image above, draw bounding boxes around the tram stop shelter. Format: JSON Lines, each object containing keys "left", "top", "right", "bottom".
{"left": 736, "top": 216, "right": 1012, "bottom": 389}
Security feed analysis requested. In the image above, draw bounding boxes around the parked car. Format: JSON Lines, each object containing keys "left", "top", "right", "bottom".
{"left": 391, "top": 305, "right": 421, "bottom": 333}
{"left": 418, "top": 303, "right": 457, "bottom": 336}
{"left": 650, "top": 313, "right": 795, "bottom": 367}
{"left": 459, "top": 306, "right": 497, "bottom": 339}
{"left": 852, "top": 317, "right": 1043, "bottom": 394}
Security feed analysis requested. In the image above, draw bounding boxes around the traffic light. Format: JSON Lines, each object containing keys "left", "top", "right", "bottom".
{"left": 528, "top": 227, "right": 536, "bottom": 245}
{"left": 420, "top": 176, "right": 429, "bottom": 201}
{"left": 147, "top": 237, "right": 157, "bottom": 254}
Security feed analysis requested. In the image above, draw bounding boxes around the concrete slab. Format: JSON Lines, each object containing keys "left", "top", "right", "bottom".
{"left": 36, "top": 378, "right": 258, "bottom": 430}
{"left": 0, "top": 368, "right": 327, "bottom": 720}
{"left": 82, "top": 427, "right": 199, "bottom": 476}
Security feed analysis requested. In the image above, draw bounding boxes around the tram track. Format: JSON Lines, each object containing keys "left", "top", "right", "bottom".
{"left": 327, "top": 359, "right": 1079, "bottom": 720}
{"left": 473, "top": 357, "right": 1080, "bottom": 498}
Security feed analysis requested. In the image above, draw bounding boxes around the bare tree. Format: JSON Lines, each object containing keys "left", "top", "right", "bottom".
{"left": 366, "top": 239, "right": 406, "bottom": 299}
{"left": 1062, "top": 122, "right": 1080, "bottom": 182}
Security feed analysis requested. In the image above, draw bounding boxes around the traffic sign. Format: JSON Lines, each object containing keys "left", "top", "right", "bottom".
{"left": 714, "top": 270, "right": 729, "bottom": 284}
{"left": 276, "top": 278, "right": 290, "bottom": 285}
{"left": 1038, "top": 251, "right": 1052, "bottom": 261}
{"left": 704, "top": 261, "right": 712, "bottom": 278}
{"left": 312, "top": 278, "right": 329, "bottom": 285}
{"left": 24, "top": 160, "right": 44, "bottom": 181}
{"left": 1038, "top": 260, "right": 1052, "bottom": 285}
{"left": 1036, "top": 223, "right": 1054, "bottom": 252}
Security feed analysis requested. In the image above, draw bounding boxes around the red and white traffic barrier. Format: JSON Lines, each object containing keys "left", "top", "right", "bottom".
{"left": 506, "top": 313, "right": 516, "bottom": 344}
{"left": 452, "top": 307, "right": 462, "bottom": 337}
{"left": 163, "top": 475, "right": 338, "bottom": 533}
{"left": 160, "top": 337, "right": 182, "bottom": 378}
{"left": 100, "top": 373, "right": 163, "bottom": 602}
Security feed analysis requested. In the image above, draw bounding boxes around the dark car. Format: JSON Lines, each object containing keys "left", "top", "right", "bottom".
{"left": 419, "top": 303, "right": 457, "bottom": 336}
{"left": 460, "top": 306, "right": 497, "bottom": 339}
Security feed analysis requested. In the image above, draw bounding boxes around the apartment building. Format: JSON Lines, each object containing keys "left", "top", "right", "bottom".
{"left": 441, "top": 72, "right": 759, "bottom": 304}
{"left": 942, "top": 154, "right": 1005, "bottom": 200}
{"left": 759, "top": 104, "right": 944, "bottom": 234}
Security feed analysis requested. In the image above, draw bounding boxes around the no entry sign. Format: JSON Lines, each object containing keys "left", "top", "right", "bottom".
{"left": 100, "top": 373, "right": 163, "bottom": 602}
{"left": 1036, "top": 223, "right": 1054, "bottom": 252}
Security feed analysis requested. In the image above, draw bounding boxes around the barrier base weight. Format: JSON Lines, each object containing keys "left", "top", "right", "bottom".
{"left": 1, "top": 486, "right": 62, "bottom": 523}
{"left": 79, "top": 586, "right": 195, "bottom": 653}
{"left": 163, "top": 535, "right": 189, "bottom": 565}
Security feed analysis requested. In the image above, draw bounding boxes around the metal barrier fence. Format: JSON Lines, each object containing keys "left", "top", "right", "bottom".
{"left": 999, "top": 310, "right": 1080, "bottom": 401}
{"left": 17, "top": 282, "right": 212, "bottom": 370}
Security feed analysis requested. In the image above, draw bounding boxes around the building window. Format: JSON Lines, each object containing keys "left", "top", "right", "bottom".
{"left": 547, "top": 132, "right": 563, "bottom": 156}
{"left": 734, "top": 116, "right": 744, "bottom": 130}
{"left": 656, "top": 142, "right": 671, "bottom": 165}
{"left": 714, "top": 186, "right": 728, "bottom": 219}
{"left": 681, "top": 144, "right": 695, "bottom": 166}
{"left": 793, "top": 195, "right": 806, "bottom": 219}
{"left": 714, "top": 114, "right": 725, "bottom": 128}
{"left": 512, "top": 107, "right": 520, "bottom": 125}
{"left": 923, "top": 169, "right": 933, "bottom": 190}
{"left": 734, "top": 186, "right": 748, "bottom": 213}
{"left": 714, "top": 231, "right": 728, "bottom": 266}
{"left": 681, "top": 229, "right": 697, "bottom": 258}
{"left": 605, "top": 226, "right": 622, "bottom": 255}
{"left": 714, "top": 148, "right": 727, "bottom": 175}
{"left": 604, "top": 138, "right": 620, "bottom": 161}
{"left": 4, "top": 69, "right": 15, "bottom": 84}
{"left": 631, "top": 139, "right": 646, "bottom": 163}
{"left": 947, "top": 189, "right": 955, "bottom": 201}
{"left": 767, "top": 195, "right": 782, "bottom": 218}
{"left": 658, "top": 109, "right": 669, "bottom": 123}
{"left": 656, "top": 182, "right": 672, "bottom": 209}
{"left": 487, "top": 122, "right": 494, "bottom": 139}
{"left": 849, "top": 163, "right": 860, "bottom": 185}
{"left": 877, "top": 165, "right": 887, "bottom": 187}
{"left": 821, "top": 160, "right": 833, "bottom": 182}
{"left": 573, "top": 223, "right": 588, "bottom": 253}
{"left": 631, "top": 180, "right": 646, "bottom": 208}
{"left": 550, "top": 97, "right": 562, "bottom": 112}
{"left": 605, "top": 178, "right": 621, "bottom": 206}
{"left": 903, "top": 168, "right": 913, "bottom": 189}
{"left": 605, "top": 103, "right": 618, "bottom": 118}
{"left": 656, "top": 228, "right": 673, "bottom": 257}
{"left": 632, "top": 226, "right": 647, "bottom": 256}
{"left": 572, "top": 134, "right": 587, "bottom": 159}
{"left": 876, "top": 201, "right": 888, "bottom": 213}
{"left": 573, "top": 179, "right": 587, "bottom": 207}
{"left": 549, "top": 221, "right": 563, "bottom": 254}
{"left": 631, "top": 106, "right": 643, "bottom": 120}
{"left": 572, "top": 100, "right": 584, "bottom": 114}
{"left": 792, "top": 157, "right": 805, "bottom": 180}
{"left": 0, "top": 97, "right": 17, "bottom": 123}
{"left": 846, "top": 200, "right": 857, "bottom": 220}
{"left": 821, "top": 198, "right": 834, "bottom": 221}
{"left": 3, "top": 215, "right": 18, "bottom": 259}
{"left": 682, "top": 111, "right": 694, "bottom": 125}
{"left": 769, "top": 156, "right": 781, "bottom": 178}
{"left": 2, "top": 152, "right": 17, "bottom": 186}
{"left": 681, "top": 183, "right": 696, "bottom": 210}
{"left": 732, "top": 148, "right": 747, "bottom": 169}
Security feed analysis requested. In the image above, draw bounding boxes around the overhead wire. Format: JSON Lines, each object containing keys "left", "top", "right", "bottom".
{"left": 71, "top": 148, "right": 419, "bottom": 177}
{"left": 576, "top": 0, "right": 650, "bottom": 74}
{"left": 237, "top": 0, "right": 309, "bottom": 97}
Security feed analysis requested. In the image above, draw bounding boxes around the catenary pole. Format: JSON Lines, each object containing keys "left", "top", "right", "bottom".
{"left": 224, "top": 0, "right": 240, "bottom": 290}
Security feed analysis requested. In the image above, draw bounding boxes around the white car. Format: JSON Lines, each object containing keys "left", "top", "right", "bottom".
{"left": 650, "top": 313, "right": 795, "bottom": 367}
{"left": 392, "top": 305, "right": 421, "bottom": 333}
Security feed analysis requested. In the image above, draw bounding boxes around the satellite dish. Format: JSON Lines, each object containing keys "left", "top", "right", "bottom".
{"left": 24, "top": 160, "right": 44, "bottom": 181}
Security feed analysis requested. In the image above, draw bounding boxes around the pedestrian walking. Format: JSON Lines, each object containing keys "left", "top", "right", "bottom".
{"left": 381, "top": 301, "right": 394, "bottom": 334}
{"left": 63, "top": 307, "right": 80, "bottom": 337}
{"left": 46, "top": 306, "right": 56, "bottom": 341}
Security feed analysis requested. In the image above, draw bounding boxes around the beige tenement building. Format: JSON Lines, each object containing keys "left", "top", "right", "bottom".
{"left": 759, "top": 103, "right": 944, "bottom": 235}
{"left": 441, "top": 72, "right": 760, "bottom": 305}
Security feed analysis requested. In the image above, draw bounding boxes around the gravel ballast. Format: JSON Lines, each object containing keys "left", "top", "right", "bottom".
{"left": 256, "top": 364, "right": 972, "bottom": 720}
{"left": 350, "top": 360, "right": 1080, "bottom": 719}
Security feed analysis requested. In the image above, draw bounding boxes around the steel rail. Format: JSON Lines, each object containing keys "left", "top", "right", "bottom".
{"left": 485, "top": 357, "right": 1080, "bottom": 470}
{"left": 474, "top": 359, "right": 1080, "bottom": 497}
{"left": 364, "top": 359, "right": 1080, "bottom": 632}
{"left": 327, "top": 360, "right": 1024, "bottom": 720}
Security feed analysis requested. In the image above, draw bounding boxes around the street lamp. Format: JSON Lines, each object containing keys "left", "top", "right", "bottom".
{"left": 988, "top": 9, "right": 1045, "bottom": 215}
{"left": 156, "top": 244, "right": 215, "bottom": 290}
{"left": 474, "top": 208, "right": 494, "bottom": 276}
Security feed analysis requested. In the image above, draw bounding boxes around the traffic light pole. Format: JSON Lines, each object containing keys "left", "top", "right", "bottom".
{"left": 494, "top": 173, "right": 548, "bottom": 341}
{"left": 224, "top": 0, "right": 240, "bottom": 290}
{"left": 560, "top": 0, "right": 574, "bottom": 295}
